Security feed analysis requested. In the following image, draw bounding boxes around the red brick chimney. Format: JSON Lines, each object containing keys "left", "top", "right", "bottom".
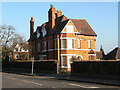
{"left": 48, "top": 4, "right": 55, "bottom": 30}
{"left": 30, "top": 17, "right": 34, "bottom": 37}
{"left": 56, "top": 10, "right": 62, "bottom": 18}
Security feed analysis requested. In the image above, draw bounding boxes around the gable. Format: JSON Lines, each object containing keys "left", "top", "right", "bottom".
{"left": 61, "top": 20, "right": 79, "bottom": 34}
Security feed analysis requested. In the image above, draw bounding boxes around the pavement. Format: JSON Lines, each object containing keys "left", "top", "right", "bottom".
{"left": 2, "top": 69, "right": 120, "bottom": 87}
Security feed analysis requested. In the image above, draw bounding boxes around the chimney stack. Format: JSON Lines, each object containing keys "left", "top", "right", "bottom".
{"left": 48, "top": 4, "right": 55, "bottom": 30}
{"left": 56, "top": 10, "right": 62, "bottom": 18}
{"left": 30, "top": 17, "right": 34, "bottom": 38}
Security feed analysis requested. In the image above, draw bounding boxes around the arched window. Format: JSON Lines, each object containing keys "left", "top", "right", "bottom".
{"left": 16, "top": 54, "right": 18, "bottom": 59}
{"left": 77, "top": 55, "right": 83, "bottom": 60}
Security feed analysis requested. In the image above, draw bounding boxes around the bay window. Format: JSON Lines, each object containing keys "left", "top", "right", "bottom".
{"left": 62, "top": 39, "right": 66, "bottom": 49}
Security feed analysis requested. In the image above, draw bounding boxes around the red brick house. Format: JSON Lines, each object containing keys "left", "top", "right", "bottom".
{"left": 28, "top": 5, "right": 97, "bottom": 71}
{"left": 13, "top": 43, "right": 29, "bottom": 60}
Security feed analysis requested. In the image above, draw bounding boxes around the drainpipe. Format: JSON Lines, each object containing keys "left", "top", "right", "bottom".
{"left": 57, "top": 34, "right": 60, "bottom": 74}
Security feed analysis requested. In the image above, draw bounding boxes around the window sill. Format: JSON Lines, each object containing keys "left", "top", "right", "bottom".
{"left": 61, "top": 66, "right": 68, "bottom": 68}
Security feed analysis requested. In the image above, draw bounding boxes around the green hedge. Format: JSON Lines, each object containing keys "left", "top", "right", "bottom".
{"left": 2, "top": 61, "right": 57, "bottom": 73}
{"left": 71, "top": 61, "right": 120, "bottom": 78}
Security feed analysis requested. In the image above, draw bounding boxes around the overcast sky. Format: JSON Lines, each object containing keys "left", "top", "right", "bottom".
{"left": 2, "top": 2, "right": 118, "bottom": 54}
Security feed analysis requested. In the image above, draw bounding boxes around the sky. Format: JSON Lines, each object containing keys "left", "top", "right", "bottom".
{"left": 2, "top": 2, "right": 118, "bottom": 54}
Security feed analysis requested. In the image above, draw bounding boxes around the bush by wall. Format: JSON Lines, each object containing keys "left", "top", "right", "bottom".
{"left": 71, "top": 60, "right": 120, "bottom": 78}
{"left": 2, "top": 60, "right": 57, "bottom": 73}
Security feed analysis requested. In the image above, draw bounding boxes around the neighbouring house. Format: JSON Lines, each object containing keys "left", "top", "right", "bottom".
{"left": 105, "top": 47, "right": 120, "bottom": 60}
{"left": 28, "top": 4, "right": 97, "bottom": 71}
{"left": 96, "top": 51, "right": 103, "bottom": 60}
{"left": 13, "top": 42, "right": 29, "bottom": 60}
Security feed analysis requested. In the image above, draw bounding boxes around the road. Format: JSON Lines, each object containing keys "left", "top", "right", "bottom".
{"left": 2, "top": 72, "right": 119, "bottom": 89}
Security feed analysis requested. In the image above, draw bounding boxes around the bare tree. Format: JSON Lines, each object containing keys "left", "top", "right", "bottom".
{"left": 0, "top": 25, "right": 15, "bottom": 47}
{"left": 0, "top": 25, "right": 26, "bottom": 61}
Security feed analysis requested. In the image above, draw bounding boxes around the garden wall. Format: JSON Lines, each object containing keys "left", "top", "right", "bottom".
{"left": 71, "top": 60, "right": 120, "bottom": 79}
{"left": 2, "top": 60, "right": 57, "bottom": 73}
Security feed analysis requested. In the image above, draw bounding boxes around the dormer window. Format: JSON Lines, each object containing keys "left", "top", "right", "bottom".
{"left": 37, "top": 29, "right": 40, "bottom": 38}
{"left": 42, "top": 26, "right": 46, "bottom": 37}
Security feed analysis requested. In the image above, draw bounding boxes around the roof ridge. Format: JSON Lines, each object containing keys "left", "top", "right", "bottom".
{"left": 71, "top": 19, "right": 86, "bottom": 20}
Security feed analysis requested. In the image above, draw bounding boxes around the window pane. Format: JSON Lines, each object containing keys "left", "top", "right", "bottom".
{"left": 67, "top": 39, "right": 73, "bottom": 49}
{"left": 38, "top": 43, "right": 40, "bottom": 51}
{"left": 72, "top": 39, "right": 74, "bottom": 48}
{"left": 88, "top": 40, "right": 91, "bottom": 48}
{"left": 62, "top": 39, "right": 66, "bottom": 48}
{"left": 90, "top": 56, "right": 94, "bottom": 60}
{"left": 78, "top": 39, "right": 81, "bottom": 48}
{"left": 55, "top": 39, "right": 57, "bottom": 49}
{"left": 44, "top": 41, "right": 46, "bottom": 50}
{"left": 62, "top": 56, "right": 66, "bottom": 67}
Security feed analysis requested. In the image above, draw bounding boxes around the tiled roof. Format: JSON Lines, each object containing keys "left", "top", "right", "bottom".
{"left": 71, "top": 19, "right": 97, "bottom": 36}
{"left": 88, "top": 49, "right": 95, "bottom": 54}
{"left": 106, "top": 47, "right": 120, "bottom": 60}
{"left": 29, "top": 15, "right": 97, "bottom": 41}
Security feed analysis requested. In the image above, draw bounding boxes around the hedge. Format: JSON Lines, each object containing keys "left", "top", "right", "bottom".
{"left": 71, "top": 60, "right": 120, "bottom": 78}
{"left": 2, "top": 61, "right": 57, "bottom": 73}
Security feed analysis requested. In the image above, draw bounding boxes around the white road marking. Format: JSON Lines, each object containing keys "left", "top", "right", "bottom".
{"left": 52, "top": 87, "right": 56, "bottom": 88}
{"left": 4, "top": 77, "right": 42, "bottom": 86}
{"left": 4, "top": 77, "right": 18, "bottom": 80}
{"left": 22, "top": 80, "right": 42, "bottom": 86}
{"left": 68, "top": 83, "right": 99, "bottom": 88}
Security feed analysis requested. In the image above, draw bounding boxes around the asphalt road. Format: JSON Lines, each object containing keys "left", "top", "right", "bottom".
{"left": 2, "top": 72, "right": 119, "bottom": 89}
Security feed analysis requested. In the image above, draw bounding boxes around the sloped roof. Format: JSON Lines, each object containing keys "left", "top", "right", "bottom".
{"left": 88, "top": 49, "right": 95, "bottom": 54}
{"left": 29, "top": 15, "right": 97, "bottom": 41}
{"left": 106, "top": 47, "right": 120, "bottom": 60}
{"left": 71, "top": 19, "right": 97, "bottom": 36}
{"left": 14, "top": 42, "right": 29, "bottom": 51}
{"left": 47, "top": 15, "right": 69, "bottom": 36}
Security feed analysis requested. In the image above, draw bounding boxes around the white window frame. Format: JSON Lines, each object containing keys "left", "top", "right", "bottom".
{"left": 88, "top": 40, "right": 91, "bottom": 49}
{"left": 76, "top": 55, "right": 83, "bottom": 60}
{"left": 78, "top": 39, "right": 81, "bottom": 48}
{"left": 89, "top": 55, "right": 94, "bottom": 60}
{"left": 68, "top": 55, "right": 73, "bottom": 68}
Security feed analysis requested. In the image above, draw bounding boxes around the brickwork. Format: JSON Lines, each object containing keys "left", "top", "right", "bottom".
{"left": 28, "top": 4, "right": 97, "bottom": 71}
